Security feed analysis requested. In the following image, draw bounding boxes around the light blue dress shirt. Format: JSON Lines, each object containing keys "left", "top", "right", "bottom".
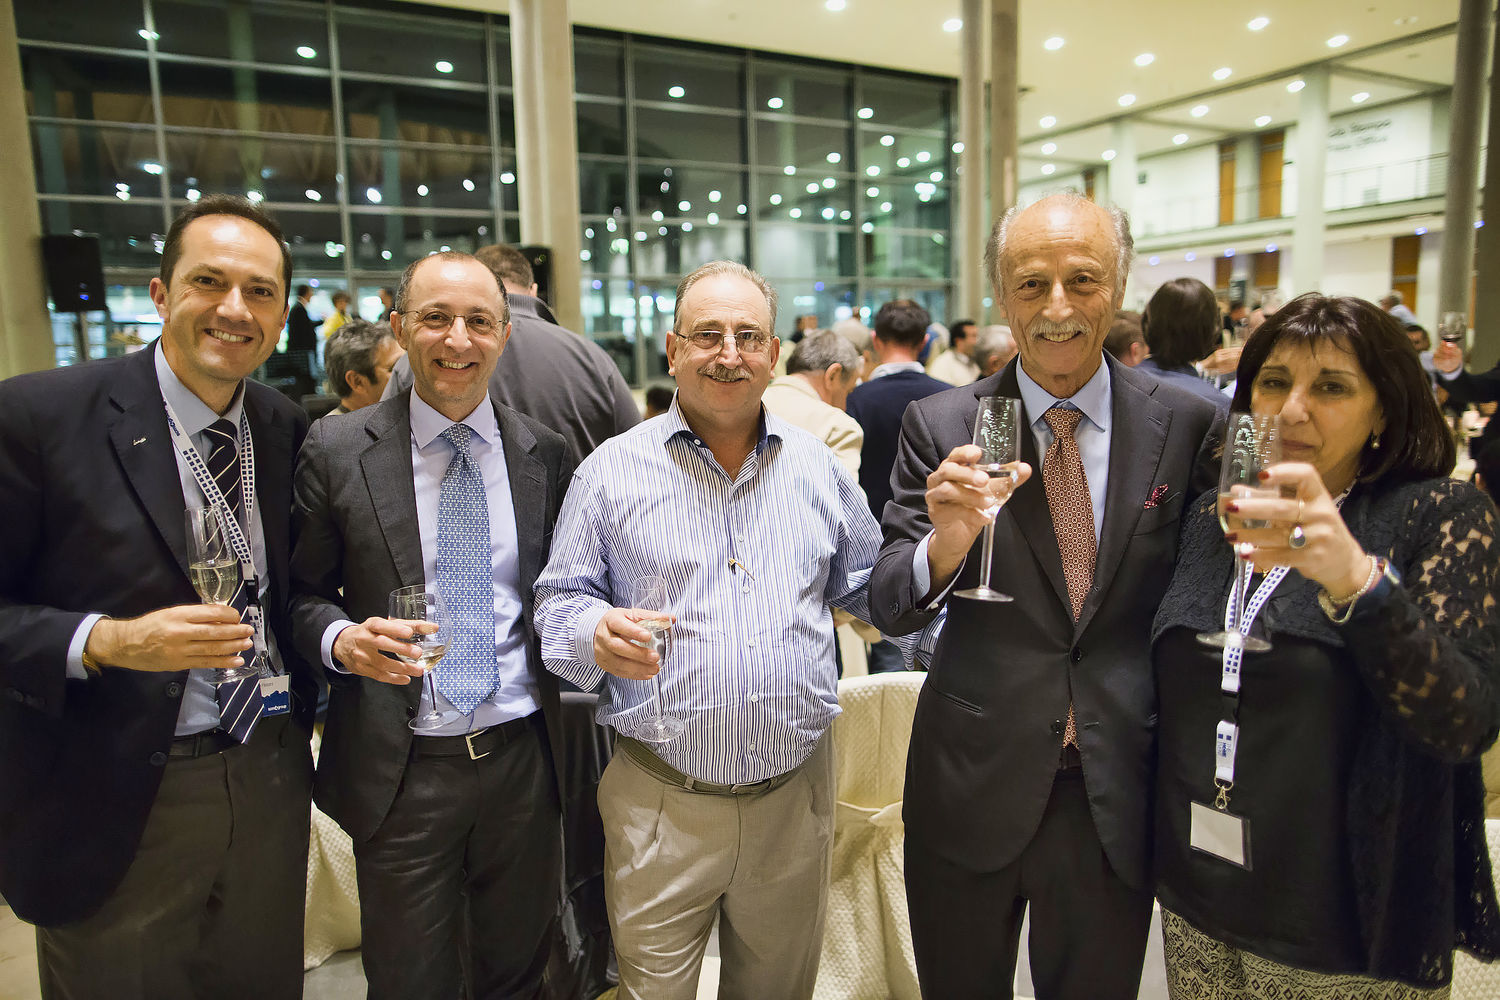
{"left": 67, "top": 346, "right": 278, "bottom": 735}
{"left": 319, "top": 391, "right": 538, "bottom": 734}
{"left": 534, "top": 399, "right": 884, "bottom": 785}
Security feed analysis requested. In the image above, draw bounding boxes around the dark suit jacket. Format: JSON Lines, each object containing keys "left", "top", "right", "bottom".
{"left": 289, "top": 391, "right": 573, "bottom": 843}
{"left": 0, "top": 343, "right": 314, "bottom": 926}
{"left": 846, "top": 368, "right": 953, "bottom": 521}
{"left": 286, "top": 301, "right": 318, "bottom": 354}
{"left": 1440, "top": 366, "right": 1500, "bottom": 457}
{"left": 385, "top": 293, "right": 639, "bottom": 465}
{"left": 870, "top": 357, "right": 1219, "bottom": 890}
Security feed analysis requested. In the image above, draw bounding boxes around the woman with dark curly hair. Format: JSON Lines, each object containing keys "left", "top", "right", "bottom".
{"left": 1151, "top": 293, "right": 1500, "bottom": 998}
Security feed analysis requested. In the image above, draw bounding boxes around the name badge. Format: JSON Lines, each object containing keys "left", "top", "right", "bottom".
{"left": 260, "top": 674, "right": 291, "bottom": 717}
{"left": 1190, "top": 800, "right": 1252, "bottom": 869}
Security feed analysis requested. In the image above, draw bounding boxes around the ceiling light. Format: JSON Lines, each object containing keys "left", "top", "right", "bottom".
{"left": 1149, "top": 256, "right": 1160, "bottom": 266}
{"left": 822, "top": 207, "right": 837, "bottom": 220}
{"left": 1043, "top": 36, "right": 1065, "bottom": 50}
{"left": 416, "top": 183, "right": 429, "bottom": 196}
{"left": 929, "top": 170, "right": 943, "bottom": 181}
{"left": 769, "top": 193, "right": 782, "bottom": 205}
{"left": 822, "top": 177, "right": 836, "bottom": 188}
{"left": 682, "top": 222, "right": 694, "bottom": 232}
{"left": 1191, "top": 104, "right": 1210, "bottom": 118}
{"left": 1255, "top": 114, "right": 1272, "bottom": 127}
{"left": 1172, "top": 133, "right": 1188, "bottom": 145}
{"left": 1247, "top": 16, "right": 1270, "bottom": 30}
{"left": 1351, "top": 91, "right": 1370, "bottom": 103}
{"left": 678, "top": 200, "right": 691, "bottom": 211}
{"left": 1134, "top": 53, "right": 1154, "bottom": 67}
{"left": 943, "top": 18, "right": 962, "bottom": 32}
{"left": 806, "top": 182, "right": 820, "bottom": 194}
{"left": 185, "top": 188, "right": 201, "bottom": 202}
{"left": 138, "top": 28, "right": 159, "bottom": 40}
{"left": 658, "top": 226, "right": 668, "bottom": 236}
{"left": 1040, "top": 163, "right": 1056, "bottom": 175}
{"left": 916, "top": 150, "right": 931, "bottom": 163}
{"left": 952, "top": 142, "right": 964, "bottom": 153}
{"left": 296, "top": 46, "right": 317, "bottom": 59}
{"left": 1185, "top": 252, "right": 1196, "bottom": 261}
{"left": 827, "top": 152, "right": 842, "bottom": 163}
{"left": 880, "top": 201, "right": 892, "bottom": 212}
{"left": 767, "top": 97, "right": 784, "bottom": 109}
{"left": 1118, "top": 93, "right": 1136, "bottom": 107}
{"left": 789, "top": 207, "right": 802, "bottom": 219}
{"left": 784, "top": 165, "right": 796, "bottom": 175}
{"left": 246, "top": 190, "right": 263, "bottom": 204}
{"left": 1287, "top": 79, "right": 1306, "bottom": 93}
{"left": 1265, "top": 243, "right": 1278, "bottom": 252}
{"left": 1224, "top": 248, "right": 1235, "bottom": 257}
{"left": 708, "top": 212, "right": 720, "bottom": 225}
{"left": 880, "top": 134, "right": 895, "bottom": 146}
{"left": 1213, "top": 67, "right": 1232, "bottom": 81}
{"left": 1039, "top": 115, "right": 1057, "bottom": 128}
{"left": 651, "top": 210, "right": 665, "bottom": 221}
{"left": 825, "top": 0, "right": 845, "bottom": 9}
{"left": 1101, "top": 149, "right": 1116, "bottom": 161}
{"left": 866, "top": 165, "right": 880, "bottom": 176}
{"left": 857, "top": 107, "right": 874, "bottom": 119}
{"left": 1326, "top": 34, "right": 1349, "bottom": 47}
{"left": 141, "top": 161, "right": 163, "bottom": 175}
{"left": 500, "top": 172, "right": 515, "bottom": 184}
{"left": 462, "top": 178, "right": 475, "bottom": 191}
{"left": 667, "top": 85, "right": 685, "bottom": 99}
{"left": 840, "top": 210, "right": 851, "bottom": 220}
{"left": 708, "top": 189, "right": 722, "bottom": 202}
{"left": 896, "top": 156, "right": 911, "bottom": 168}
{"left": 862, "top": 221, "right": 875, "bottom": 233}
{"left": 867, "top": 186, "right": 880, "bottom": 197}
{"left": 304, "top": 189, "right": 321, "bottom": 201}
{"left": 737, "top": 204, "right": 747, "bottom": 214}
{"left": 1041, "top": 142, "right": 1057, "bottom": 155}
{"left": 365, "top": 187, "right": 381, "bottom": 204}
{"left": 435, "top": 60, "right": 454, "bottom": 74}
{"left": 381, "top": 249, "right": 393, "bottom": 261}
{"left": 1415, "top": 226, "right": 1428, "bottom": 235}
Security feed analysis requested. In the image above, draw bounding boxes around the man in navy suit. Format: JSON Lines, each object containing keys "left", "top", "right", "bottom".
{"left": 0, "top": 195, "right": 316, "bottom": 998}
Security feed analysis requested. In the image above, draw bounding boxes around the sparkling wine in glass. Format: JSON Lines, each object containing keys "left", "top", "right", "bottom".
{"left": 389, "top": 585, "right": 459, "bottom": 732}
{"left": 630, "top": 574, "right": 685, "bottom": 744}
{"left": 954, "top": 397, "right": 1025, "bottom": 602}
{"left": 1198, "top": 412, "right": 1281, "bottom": 652}
{"left": 185, "top": 504, "right": 258, "bottom": 682}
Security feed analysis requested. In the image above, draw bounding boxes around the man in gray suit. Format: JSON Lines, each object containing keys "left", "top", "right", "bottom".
{"left": 291, "top": 251, "right": 573, "bottom": 999}
{"left": 384, "top": 243, "right": 639, "bottom": 462}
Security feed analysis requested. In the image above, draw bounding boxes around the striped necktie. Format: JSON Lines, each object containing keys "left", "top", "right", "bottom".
{"left": 205, "top": 418, "right": 263, "bottom": 743}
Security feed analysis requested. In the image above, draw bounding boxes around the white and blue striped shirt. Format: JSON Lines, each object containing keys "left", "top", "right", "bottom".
{"left": 535, "top": 398, "right": 883, "bottom": 784}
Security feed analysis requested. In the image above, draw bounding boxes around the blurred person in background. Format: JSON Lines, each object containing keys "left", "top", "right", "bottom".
{"left": 1139, "top": 277, "right": 1231, "bottom": 412}
{"left": 320, "top": 289, "right": 353, "bottom": 340}
{"left": 973, "top": 324, "right": 1018, "bottom": 378}
{"left": 928, "top": 318, "right": 982, "bottom": 386}
{"left": 323, "top": 318, "right": 404, "bottom": 415}
{"left": 643, "top": 384, "right": 675, "bottom": 419}
{"left": 1104, "top": 310, "right": 1147, "bottom": 367}
{"left": 1380, "top": 290, "right": 1418, "bottom": 326}
{"left": 831, "top": 316, "right": 878, "bottom": 382}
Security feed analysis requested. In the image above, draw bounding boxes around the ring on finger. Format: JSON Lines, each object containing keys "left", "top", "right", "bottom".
{"left": 1288, "top": 524, "right": 1308, "bottom": 549}
{"left": 1297, "top": 498, "right": 1305, "bottom": 522}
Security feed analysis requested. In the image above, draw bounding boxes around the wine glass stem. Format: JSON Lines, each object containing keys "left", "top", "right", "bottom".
{"left": 977, "top": 520, "right": 997, "bottom": 592}
{"left": 1232, "top": 559, "right": 1252, "bottom": 638}
{"left": 425, "top": 669, "right": 439, "bottom": 716}
{"left": 651, "top": 673, "right": 667, "bottom": 725}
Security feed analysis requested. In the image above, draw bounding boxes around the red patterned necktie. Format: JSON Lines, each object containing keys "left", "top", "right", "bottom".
{"left": 1042, "top": 406, "right": 1094, "bottom": 751}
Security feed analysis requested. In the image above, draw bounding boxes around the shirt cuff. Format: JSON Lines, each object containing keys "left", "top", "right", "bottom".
{"left": 913, "top": 533, "right": 963, "bottom": 611}
{"left": 66, "top": 613, "right": 106, "bottom": 680}
{"left": 1435, "top": 366, "right": 1462, "bottom": 382}
{"left": 322, "top": 619, "right": 357, "bottom": 673}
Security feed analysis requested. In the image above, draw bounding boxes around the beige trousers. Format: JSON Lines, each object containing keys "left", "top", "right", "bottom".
{"left": 598, "top": 735, "right": 836, "bottom": 1000}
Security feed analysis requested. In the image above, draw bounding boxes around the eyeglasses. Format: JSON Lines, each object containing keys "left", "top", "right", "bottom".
{"left": 402, "top": 309, "right": 503, "bottom": 335}
{"left": 677, "top": 330, "right": 773, "bottom": 354}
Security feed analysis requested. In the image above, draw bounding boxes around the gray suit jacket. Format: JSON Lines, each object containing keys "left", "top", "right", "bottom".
{"left": 290, "top": 391, "right": 573, "bottom": 843}
{"left": 870, "top": 356, "right": 1219, "bottom": 889}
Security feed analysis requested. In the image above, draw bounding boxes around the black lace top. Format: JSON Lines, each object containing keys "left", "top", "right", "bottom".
{"left": 1151, "top": 476, "right": 1500, "bottom": 986}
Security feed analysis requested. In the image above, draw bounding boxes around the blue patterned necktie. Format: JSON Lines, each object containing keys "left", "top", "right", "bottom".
{"left": 205, "top": 418, "right": 263, "bottom": 743}
{"left": 435, "top": 424, "right": 497, "bottom": 715}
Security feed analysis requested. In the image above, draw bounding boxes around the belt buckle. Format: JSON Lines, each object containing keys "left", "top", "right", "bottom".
{"left": 465, "top": 729, "right": 490, "bottom": 761}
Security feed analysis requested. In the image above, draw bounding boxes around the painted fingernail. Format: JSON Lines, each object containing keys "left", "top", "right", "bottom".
{"left": 1225, "top": 502, "right": 1239, "bottom": 513}
{"left": 1257, "top": 470, "right": 1270, "bottom": 481}
{"left": 1224, "top": 532, "right": 1238, "bottom": 542}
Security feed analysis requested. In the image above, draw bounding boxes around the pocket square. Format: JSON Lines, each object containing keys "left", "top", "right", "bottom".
{"left": 1143, "top": 483, "right": 1172, "bottom": 509}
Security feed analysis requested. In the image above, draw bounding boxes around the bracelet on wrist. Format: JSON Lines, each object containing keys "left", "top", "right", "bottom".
{"left": 1318, "top": 556, "right": 1388, "bottom": 624}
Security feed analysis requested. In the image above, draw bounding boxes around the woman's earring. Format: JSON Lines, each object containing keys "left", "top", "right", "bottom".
{"left": 1370, "top": 433, "right": 1381, "bottom": 450}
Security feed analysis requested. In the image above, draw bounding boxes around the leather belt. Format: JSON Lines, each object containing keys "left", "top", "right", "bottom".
{"left": 409, "top": 713, "right": 535, "bottom": 762}
{"left": 168, "top": 729, "right": 239, "bottom": 759}
{"left": 617, "top": 736, "right": 799, "bottom": 796}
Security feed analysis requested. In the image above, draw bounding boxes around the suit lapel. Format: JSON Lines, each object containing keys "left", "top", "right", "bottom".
{"left": 1077, "top": 359, "right": 1171, "bottom": 631}
{"left": 108, "top": 345, "right": 191, "bottom": 578}
{"left": 360, "top": 395, "right": 425, "bottom": 590}
{"left": 987, "top": 364, "right": 1072, "bottom": 615}
{"left": 496, "top": 403, "right": 545, "bottom": 617}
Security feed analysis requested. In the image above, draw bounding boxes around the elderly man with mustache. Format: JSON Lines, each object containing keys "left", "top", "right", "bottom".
{"left": 535, "top": 260, "right": 886, "bottom": 999}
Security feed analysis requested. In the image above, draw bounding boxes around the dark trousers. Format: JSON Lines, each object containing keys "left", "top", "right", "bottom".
{"left": 354, "top": 715, "right": 562, "bottom": 1000}
{"left": 905, "top": 769, "right": 1153, "bottom": 1000}
{"left": 36, "top": 715, "right": 313, "bottom": 1000}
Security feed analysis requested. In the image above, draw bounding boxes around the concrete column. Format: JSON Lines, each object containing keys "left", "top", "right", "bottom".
{"left": 1233, "top": 136, "right": 1258, "bottom": 223}
{"left": 0, "top": 0, "right": 56, "bottom": 378}
{"left": 1290, "top": 66, "right": 1329, "bottom": 294}
{"left": 510, "top": 0, "right": 582, "bottom": 332}
{"left": 988, "top": 0, "right": 1018, "bottom": 315}
{"left": 1108, "top": 120, "right": 1137, "bottom": 224}
{"left": 1474, "top": 6, "right": 1500, "bottom": 369}
{"left": 1441, "top": 0, "right": 1490, "bottom": 357}
{"left": 958, "top": 0, "right": 984, "bottom": 320}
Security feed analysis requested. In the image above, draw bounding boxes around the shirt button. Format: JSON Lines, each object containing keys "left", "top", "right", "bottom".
{"left": 749, "top": 693, "right": 759, "bottom": 703}
{"left": 748, "top": 743, "right": 757, "bottom": 751}
{"left": 742, "top": 585, "right": 751, "bottom": 594}
{"left": 736, "top": 534, "right": 745, "bottom": 542}
{"left": 747, "top": 638, "right": 757, "bottom": 648}
{"left": 165, "top": 682, "right": 182, "bottom": 698}
{"left": 149, "top": 751, "right": 167, "bottom": 767}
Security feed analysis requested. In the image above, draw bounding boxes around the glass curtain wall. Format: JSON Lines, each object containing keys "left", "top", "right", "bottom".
{"left": 19, "top": 0, "right": 956, "bottom": 383}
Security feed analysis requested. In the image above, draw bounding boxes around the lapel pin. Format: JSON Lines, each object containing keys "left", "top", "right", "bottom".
{"left": 133, "top": 436, "right": 148, "bottom": 446}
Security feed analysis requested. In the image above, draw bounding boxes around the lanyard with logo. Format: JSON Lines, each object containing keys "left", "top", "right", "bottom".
{"left": 160, "top": 395, "right": 270, "bottom": 664}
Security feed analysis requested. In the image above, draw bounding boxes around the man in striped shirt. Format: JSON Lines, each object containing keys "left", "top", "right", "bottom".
{"left": 535, "top": 260, "right": 885, "bottom": 1000}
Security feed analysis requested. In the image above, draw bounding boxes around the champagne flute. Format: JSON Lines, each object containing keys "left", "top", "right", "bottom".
{"left": 388, "top": 585, "right": 459, "bottom": 732}
{"left": 630, "top": 575, "right": 685, "bottom": 744}
{"left": 954, "top": 397, "right": 1025, "bottom": 602}
{"left": 185, "top": 504, "right": 258, "bottom": 682}
{"left": 1198, "top": 412, "right": 1281, "bottom": 652}
{"left": 1438, "top": 311, "right": 1468, "bottom": 347}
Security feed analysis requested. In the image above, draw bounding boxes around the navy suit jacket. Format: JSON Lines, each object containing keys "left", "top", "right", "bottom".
{"left": 846, "top": 368, "right": 953, "bottom": 521}
{"left": 0, "top": 343, "right": 314, "bottom": 925}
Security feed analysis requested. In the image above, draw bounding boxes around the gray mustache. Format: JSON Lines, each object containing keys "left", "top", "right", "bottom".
{"left": 699, "top": 364, "right": 751, "bottom": 381}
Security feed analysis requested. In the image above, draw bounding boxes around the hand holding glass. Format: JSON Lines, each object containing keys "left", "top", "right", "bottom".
{"left": 388, "top": 585, "right": 458, "bottom": 732}
{"left": 629, "top": 575, "right": 685, "bottom": 744}
{"left": 185, "top": 504, "right": 259, "bottom": 682}
{"left": 954, "top": 397, "right": 1025, "bottom": 602}
{"left": 1199, "top": 413, "right": 1281, "bottom": 652}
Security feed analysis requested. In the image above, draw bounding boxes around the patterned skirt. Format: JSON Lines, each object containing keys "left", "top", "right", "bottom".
{"left": 1161, "top": 908, "right": 1451, "bottom": 1000}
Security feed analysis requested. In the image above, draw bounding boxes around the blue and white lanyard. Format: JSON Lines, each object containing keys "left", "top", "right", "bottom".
{"left": 1214, "top": 565, "right": 1290, "bottom": 804}
{"left": 161, "top": 396, "right": 267, "bottom": 656}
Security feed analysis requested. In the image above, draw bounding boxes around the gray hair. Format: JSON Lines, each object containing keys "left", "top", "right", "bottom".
{"left": 393, "top": 250, "right": 509, "bottom": 325}
{"left": 829, "top": 317, "right": 873, "bottom": 356}
{"left": 984, "top": 191, "right": 1134, "bottom": 300}
{"left": 324, "top": 319, "right": 395, "bottom": 399}
{"left": 973, "top": 324, "right": 1016, "bottom": 370}
{"left": 787, "top": 329, "right": 860, "bottom": 380}
{"left": 672, "top": 260, "right": 778, "bottom": 336}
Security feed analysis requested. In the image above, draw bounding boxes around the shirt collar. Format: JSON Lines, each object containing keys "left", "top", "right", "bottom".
{"left": 154, "top": 340, "right": 244, "bottom": 436}
{"left": 657, "top": 395, "right": 781, "bottom": 453}
{"left": 408, "top": 389, "right": 499, "bottom": 449}
{"left": 769, "top": 375, "right": 819, "bottom": 401}
{"left": 1015, "top": 357, "right": 1113, "bottom": 434}
{"left": 870, "top": 360, "right": 926, "bottom": 380}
